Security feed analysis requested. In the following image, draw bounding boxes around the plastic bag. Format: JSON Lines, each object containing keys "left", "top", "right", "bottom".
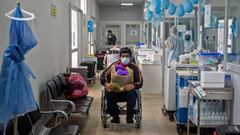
{"left": 65, "top": 73, "right": 89, "bottom": 99}
{"left": 111, "top": 65, "right": 134, "bottom": 93}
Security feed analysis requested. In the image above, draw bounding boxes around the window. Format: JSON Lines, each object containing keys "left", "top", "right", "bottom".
{"left": 126, "top": 24, "right": 141, "bottom": 45}
{"left": 71, "top": 10, "right": 78, "bottom": 50}
{"left": 71, "top": 52, "right": 78, "bottom": 68}
{"left": 88, "top": 32, "right": 94, "bottom": 55}
{"left": 102, "top": 25, "right": 121, "bottom": 45}
{"left": 80, "top": 0, "right": 87, "bottom": 14}
{"left": 70, "top": 8, "right": 80, "bottom": 68}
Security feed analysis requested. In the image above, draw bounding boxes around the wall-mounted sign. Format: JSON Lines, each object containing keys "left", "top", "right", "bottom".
{"left": 51, "top": 4, "right": 57, "bottom": 18}
{"left": 204, "top": 4, "right": 211, "bottom": 28}
{"left": 130, "top": 30, "right": 138, "bottom": 36}
{"left": 177, "top": 25, "right": 186, "bottom": 32}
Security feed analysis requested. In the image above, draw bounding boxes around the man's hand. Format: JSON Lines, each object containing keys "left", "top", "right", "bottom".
{"left": 105, "top": 83, "right": 112, "bottom": 92}
{"left": 124, "top": 84, "right": 135, "bottom": 91}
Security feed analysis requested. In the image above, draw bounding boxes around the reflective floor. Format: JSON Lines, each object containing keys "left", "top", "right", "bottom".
{"left": 65, "top": 81, "right": 182, "bottom": 135}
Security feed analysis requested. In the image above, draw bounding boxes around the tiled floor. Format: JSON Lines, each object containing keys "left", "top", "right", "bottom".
{"left": 66, "top": 82, "right": 183, "bottom": 135}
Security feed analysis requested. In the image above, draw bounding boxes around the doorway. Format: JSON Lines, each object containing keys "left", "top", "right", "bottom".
{"left": 69, "top": 5, "right": 82, "bottom": 68}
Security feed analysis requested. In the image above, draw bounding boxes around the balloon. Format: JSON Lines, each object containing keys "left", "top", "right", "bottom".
{"left": 190, "top": 0, "right": 198, "bottom": 4}
{"left": 183, "top": 0, "right": 193, "bottom": 13}
{"left": 88, "top": 20, "right": 94, "bottom": 32}
{"left": 176, "top": 4, "right": 185, "bottom": 17}
{"left": 144, "top": 8, "right": 148, "bottom": 12}
{"left": 155, "top": 6, "right": 162, "bottom": 15}
{"left": 155, "top": 0, "right": 161, "bottom": 7}
{"left": 168, "top": 3, "right": 176, "bottom": 15}
{"left": 147, "top": 10, "right": 154, "bottom": 22}
{"left": 149, "top": 4, "right": 155, "bottom": 12}
{"left": 150, "top": 0, "right": 156, "bottom": 5}
{"left": 162, "top": 0, "right": 169, "bottom": 9}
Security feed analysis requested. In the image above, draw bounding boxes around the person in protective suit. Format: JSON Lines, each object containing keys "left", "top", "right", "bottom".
{"left": 184, "top": 32, "right": 194, "bottom": 53}
{"left": 165, "top": 26, "right": 184, "bottom": 66}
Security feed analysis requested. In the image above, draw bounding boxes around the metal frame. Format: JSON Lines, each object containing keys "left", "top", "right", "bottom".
{"left": 187, "top": 81, "right": 234, "bottom": 135}
{"left": 100, "top": 89, "right": 142, "bottom": 128}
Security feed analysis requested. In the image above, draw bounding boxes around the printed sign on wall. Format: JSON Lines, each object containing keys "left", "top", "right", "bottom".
{"left": 51, "top": 4, "right": 57, "bottom": 18}
{"left": 204, "top": 4, "right": 211, "bottom": 28}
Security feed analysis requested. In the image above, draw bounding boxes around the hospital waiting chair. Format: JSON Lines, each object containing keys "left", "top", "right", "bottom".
{"left": 0, "top": 107, "right": 80, "bottom": 135}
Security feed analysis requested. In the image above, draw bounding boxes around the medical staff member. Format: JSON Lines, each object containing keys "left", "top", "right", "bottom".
{"left": 184, "top": 32, "right": 194, "bottom": 53}
{"left": 165, "top": 26, "right": 184, "bottom": 66}
{"left": 100, "top": 47, "right": 143, "bottom": 124}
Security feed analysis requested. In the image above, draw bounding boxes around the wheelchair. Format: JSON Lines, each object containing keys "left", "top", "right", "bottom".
{"left": 101, "top": 88, "right": 142, "bottom": 128}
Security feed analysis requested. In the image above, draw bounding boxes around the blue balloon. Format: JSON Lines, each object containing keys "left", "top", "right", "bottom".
{"left": 155, "top": 0, "right": 162, "bottom": 16}
{"left": 147, "top": 10, "right": 154, "bottom": 22}
{"left": 162, "top": 0, "right": 169, "bottom": 9}
{"left": 88, "top": 20, "right": 93, "bottom": 26}
{"left": 183, "top": 0, "right": 193, "bottom": 13}
{"left": 88, "top": 27, "right": 94, "bottom": 32}
{"left": 155, "top": 0, "right": 161, "bottom": 7}
{"left": 168, "top": 3, "right": 176, "bottom": 15}
{"left": 145, "top": 9, "right": 153, "bottom": 22}
{"left": 190, "top": 0, "right": 198, "bottom": 4}
{"left": 176, "top": 4, "right": 185, "bottom": 17}
{"left": 151, "top": 0, "right": 156, "bottom": 5}
{"left": 155, "top": 6, "right": 162, "bottom": 15}
{"left": 88, "top": 20, "right": 94, "bottom": 32}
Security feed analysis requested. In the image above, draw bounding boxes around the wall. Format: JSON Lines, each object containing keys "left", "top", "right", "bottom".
{"left": 99, "top": 5, "right": 143, "bottom": 21}
{"left": 232, "top": 72, "right": 240, "bottom": 124}
{"left": 0, "top": 0, "right": 82, "bottom": 110}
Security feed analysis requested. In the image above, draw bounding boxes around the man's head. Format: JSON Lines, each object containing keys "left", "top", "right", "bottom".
{"left": 170, "top": 26, "right": 178, "bottom": 36}
{"left": 120, "top": 47, "right": 132, "bottom": 65}
{"left": 108, "top": 30, "right": 112, "bottom": 34}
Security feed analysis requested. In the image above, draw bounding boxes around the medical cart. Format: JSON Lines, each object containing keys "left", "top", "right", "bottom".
{"left": 175, "top": 70, "right": 198, "bottom": 135}
{"left": 187, "top": 81, "right": 234, "bottom": 135}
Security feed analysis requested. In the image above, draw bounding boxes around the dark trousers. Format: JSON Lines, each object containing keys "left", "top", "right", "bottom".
{"left": 105, "top": 90, "right": 137, "bottom": 118}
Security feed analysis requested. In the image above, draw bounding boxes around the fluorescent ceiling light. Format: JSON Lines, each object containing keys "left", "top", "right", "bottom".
{"left": 121, "top": 3, "right": 134, "bottom": 6}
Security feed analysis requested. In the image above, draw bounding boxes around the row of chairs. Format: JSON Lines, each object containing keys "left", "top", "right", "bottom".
{"left": 46, "top": 73, "right": 94, "bottom": 116}
{"left": 0, "top": 73, "right": 94, "bottom": 135}
{"left": 0, "top": 106, "right": 80, "bottom": 135}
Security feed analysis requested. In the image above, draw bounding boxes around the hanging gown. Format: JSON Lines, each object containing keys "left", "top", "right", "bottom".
{"left": 0, "top": 5, "right": 37, "bottom": 127}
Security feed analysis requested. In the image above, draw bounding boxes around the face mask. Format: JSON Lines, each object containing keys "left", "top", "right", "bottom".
{"left": 185, "top": 35, "right": 191, "bottom": 41}
{"left": 121, "top": 57, "right": 130, "bottom": 65}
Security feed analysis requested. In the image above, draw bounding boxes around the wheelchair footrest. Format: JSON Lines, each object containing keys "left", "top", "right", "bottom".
{"left": 119, "top": 110, "right": 127, "bottom": 115}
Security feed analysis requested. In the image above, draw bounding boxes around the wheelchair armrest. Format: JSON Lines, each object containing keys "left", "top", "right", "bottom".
{"left": 40, "top": 110, "right": 68, "bottom": 128}
{"left": 51, "top": 99, "right": 76, "bottom": 112}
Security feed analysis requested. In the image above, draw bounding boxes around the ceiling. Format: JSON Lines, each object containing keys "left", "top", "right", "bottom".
{"left": 96, "top": 0, "right": 145, "bottom": 6}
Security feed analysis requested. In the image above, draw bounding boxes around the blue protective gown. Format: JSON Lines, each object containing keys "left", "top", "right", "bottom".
{"left": 167, "top": 35, "right": 184, "bottom": 65}
{"left": 0, "top": 5, "right": 37, "bottom": 128}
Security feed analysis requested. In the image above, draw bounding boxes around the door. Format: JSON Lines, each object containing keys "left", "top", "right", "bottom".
{"left": 69, "top": 5, "right": 82, "bottom": 68}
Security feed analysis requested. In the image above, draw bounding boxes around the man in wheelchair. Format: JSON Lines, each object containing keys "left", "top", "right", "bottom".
{"left": 100, "top": 47, "right": 143, "bottom": 124}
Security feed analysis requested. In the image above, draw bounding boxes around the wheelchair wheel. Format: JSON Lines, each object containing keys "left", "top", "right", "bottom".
{"left": 135, "top": 90, "right": 142, "bottom": 128}
{"left": 101, "top": 90, "right": 108, "bottom": 128}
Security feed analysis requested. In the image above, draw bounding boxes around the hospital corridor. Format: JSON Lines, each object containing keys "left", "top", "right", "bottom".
{"left": 0, "top": 0, "right": 240, "bottom": 135}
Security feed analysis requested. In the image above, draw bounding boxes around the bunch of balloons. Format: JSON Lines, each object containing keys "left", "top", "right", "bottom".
{"left": 88, "top": 19, "right": 95, "bottom": 32}
{"left": 144, "top": 0, "right": 199, "bottom": 21}
{"left": 144, "top": 0, "right": 162, "bottom": 22}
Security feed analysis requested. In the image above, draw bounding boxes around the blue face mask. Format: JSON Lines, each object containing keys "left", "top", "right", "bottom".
{"left": 121, "top": 57, "right": 130, "bottom": 65}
